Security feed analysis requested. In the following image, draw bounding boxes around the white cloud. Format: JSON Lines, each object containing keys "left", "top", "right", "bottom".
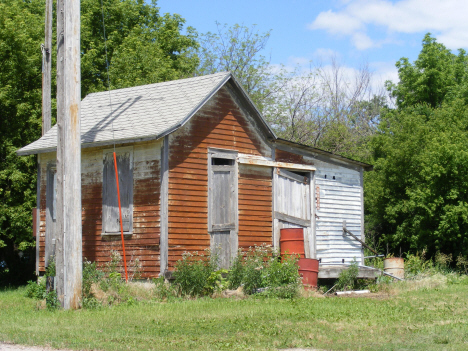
{"left": 352, "top": 32, "right": 374, "bottom": 50}
{"left": 309, "top": 0, "right": 468, "bottom": 50}
{"left": 309, "top": 10, "right": 363, "bottom": 35}
{"left": 370, "top": 61, "right": 399, "bottom": 90}
{"left": 312, "top": 48, "right": 341, "bottom": 60}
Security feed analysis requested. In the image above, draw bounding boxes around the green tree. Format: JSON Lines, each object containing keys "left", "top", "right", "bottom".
{"left": 367, "top": 34, "right": 468, "bottom": 259}
{"left": 197, "top": 23, "right": 272, "bottom": 110}
{"left": 0, "top": 0, "right": 198, "bottom": 285}
{"left": 81, "top": 0, "right": 199, "bottom": 95}
{"left": 386, "top": 33, "right": 468, "bottom": 109}
{"left": 366, "top": 100, "right": 468, "bottom": 258}
{"left": 0, "top": 0, "right": 44, "bottom": 284}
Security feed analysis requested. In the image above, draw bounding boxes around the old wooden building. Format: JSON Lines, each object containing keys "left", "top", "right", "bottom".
{"left": 18, "top": 72, "right": 372, "bottom": 279}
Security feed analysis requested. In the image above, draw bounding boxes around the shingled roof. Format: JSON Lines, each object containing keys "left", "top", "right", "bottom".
{"left": 18, "top": 72, "right": 275, "bottom": 156}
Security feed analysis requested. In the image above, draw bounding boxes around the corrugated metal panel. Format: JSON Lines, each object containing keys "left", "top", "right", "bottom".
{"left": 315, "top": 161, "right": 363, "bottom": 264}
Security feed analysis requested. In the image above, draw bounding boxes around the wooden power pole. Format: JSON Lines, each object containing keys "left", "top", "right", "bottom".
{"left": 42, "top": 0, "right": 52, "bottom": 270}
{"left": 42, "top": 0, "right": 52, "bottom": 134}
{"left": 56, "top": 0, "right": 82, "bottom": 310}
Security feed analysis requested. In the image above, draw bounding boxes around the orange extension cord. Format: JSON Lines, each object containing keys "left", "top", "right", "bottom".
{"left": 113, "top": 152, "right": 128, "bottom": 282}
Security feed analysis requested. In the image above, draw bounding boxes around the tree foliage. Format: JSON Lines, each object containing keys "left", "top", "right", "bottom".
{"left": 198, "top": 24, "right": 385, "bottom": 161}
{"left": 386, "top": 33, "right": 468, "bottom": 109}
{"left": 197, "top": 23, "right": 272, "bottom": 110}
{"left": 367, "top": 34, "right": 468, "bottom": 259}
{"left": 81, "top": 0, "right": 199, "bottom": 95}
{"left": 0, "top": 0, "right": 44, "bottom": 284}
{"left": 264, "top": 60, "right": 385, "bottom": 161}
{"left": 0, "top": 0, "right": 198, "bottom": 284}
{"left": 366, "top": 100, "right": 468, "bottom": 258}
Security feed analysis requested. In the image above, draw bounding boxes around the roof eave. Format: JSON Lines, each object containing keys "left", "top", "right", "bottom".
{"left": 227, "top": 74, "right": 277, "bottom": 140}
{"left": 275, "top": 138, "right": 373, "bottom": 171}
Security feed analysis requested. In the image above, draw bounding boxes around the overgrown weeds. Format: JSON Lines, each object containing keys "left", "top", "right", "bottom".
{"left": 172, "top": 249, "right": 218, "bottom": 297}
{"left": 25, "top": 259, "right": 58, "bottom": 310}
{"left": 226, "top": 245, "right": 301, "bottom": 298}
{"left": 170, "top": 245, "right": 301, "bottom": 299}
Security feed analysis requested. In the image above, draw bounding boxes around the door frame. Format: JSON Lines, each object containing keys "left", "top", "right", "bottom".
{"left": 273, "top": 167, "right": 316, "bottom": 259}
{"left": 207, "top": 148, "right": 238, "bottom": 268}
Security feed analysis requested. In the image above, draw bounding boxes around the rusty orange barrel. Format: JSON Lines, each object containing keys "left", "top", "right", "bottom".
{"left": 280, "top": 228, "right": 305, "bottom": 258}
{"left": 298, "top": 258, "right": 319, "bottom": 289}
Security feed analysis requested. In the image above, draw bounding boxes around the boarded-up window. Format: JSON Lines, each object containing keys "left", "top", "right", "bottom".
{"left": 103, "top": 149, "right": 133, "bottom": 234}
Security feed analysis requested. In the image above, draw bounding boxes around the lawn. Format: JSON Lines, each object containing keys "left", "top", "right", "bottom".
{"left": 1, "top": 277, "right": 468, "bottom": 351}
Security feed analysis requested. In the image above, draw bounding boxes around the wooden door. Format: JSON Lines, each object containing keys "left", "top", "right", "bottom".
{"left": 274, "top": 168, "right": 313, "bottom": 257}
{"left": 208, "top": 151, "right": 238, "bottom": 269}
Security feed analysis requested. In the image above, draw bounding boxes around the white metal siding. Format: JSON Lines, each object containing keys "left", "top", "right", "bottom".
{"left": 315, "top": 161, "right": 363, "bottom": 264}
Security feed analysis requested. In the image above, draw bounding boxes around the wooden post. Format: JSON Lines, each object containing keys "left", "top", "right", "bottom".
{"left": 42, "top": 0, "right": 52, "bottom": 274}
{"left": 56, "top": 0, "right": 82, "bottom": 310}
{"left": 42, "top": 0, "right": 52, "bottom": 134}
{"left": 55, "top": 0, "right": 65, "bottom": 306}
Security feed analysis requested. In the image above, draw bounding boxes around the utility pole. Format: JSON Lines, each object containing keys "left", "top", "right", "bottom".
{"left": 42, "top": 0, "right": 52, "bottom": 270}
{"left": 56, "top": 0, "right": 82, "bottom": 310}
{"left": 42, "top": 0, "right": 52, "bottom": 134}
{"left": 55, "top": 0, "right": 65, "bottom": 307}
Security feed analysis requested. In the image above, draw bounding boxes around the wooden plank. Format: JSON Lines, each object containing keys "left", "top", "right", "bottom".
{"left": 279, "top": 168, "right": 309, "bottom": 183}
{"left": 275, "top": 211, "right": 310, "bottom": 227}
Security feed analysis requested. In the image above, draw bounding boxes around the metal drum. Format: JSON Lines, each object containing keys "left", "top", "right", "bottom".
{"left": 298, "top": 258, "right": 319, "bottom": 288}
{"left": 280, "top": 228, "right": 305, "bottom": 258}
{"left": 384, "top": 257, "right": 404, "bottom": 279}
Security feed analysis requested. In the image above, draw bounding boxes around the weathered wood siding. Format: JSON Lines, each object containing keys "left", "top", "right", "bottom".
{"left": 37, "top": 153, "right": 53, "bottom": 271}
{"left": 37, "top": 140, "right": 161, "bottom": 278}
{"left": 167, "top": 85, "right": 272, "bottom": 268}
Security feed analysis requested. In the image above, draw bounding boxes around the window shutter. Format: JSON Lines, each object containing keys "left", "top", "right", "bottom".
{"left": 103, "top": 150, "right": 133, "bottom": 233}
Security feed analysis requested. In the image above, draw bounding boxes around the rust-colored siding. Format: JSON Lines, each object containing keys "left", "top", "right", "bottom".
{"left": 167, "top": 85, "right": 273, "bottom": 268}
{"left": 38, "top": 166, "right": 47, "bottom": 272}
{"left": 37, "top": 140, "right": 161, "bottom": 278}
{"left": 275, "top": 148, "right": 314, "bottom": 165}
{"left": 238, "top": 166, "right": 272, "bottom": 248}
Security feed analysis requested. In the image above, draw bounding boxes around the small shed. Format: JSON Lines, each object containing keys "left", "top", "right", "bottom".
{"left": 18, "top": 72, "right": 374, "bottom": 279}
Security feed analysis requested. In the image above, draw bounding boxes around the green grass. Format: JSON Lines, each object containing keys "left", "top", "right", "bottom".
{"left": 1, "top": 280, "right": 468, "bottom": 351}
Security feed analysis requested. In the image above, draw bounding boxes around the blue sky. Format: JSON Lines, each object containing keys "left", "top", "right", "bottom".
{"left": 158, "top": 0, "right": 468, "bottom": 89}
